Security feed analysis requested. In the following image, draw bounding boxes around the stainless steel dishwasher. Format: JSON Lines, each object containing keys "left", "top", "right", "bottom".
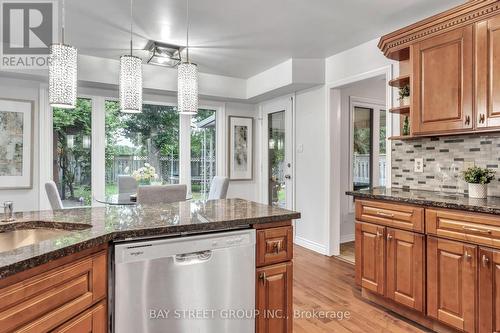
{"left": 113, "top": 229, "right": 256, "bottom": 333}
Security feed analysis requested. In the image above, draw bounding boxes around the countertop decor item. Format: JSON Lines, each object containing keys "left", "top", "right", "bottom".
{"left": 132, "top": 163, "right": 158, "bottom": 185}
{"left": 398, "top": 84, "right": 410, "bottom": 106}
{"left": 462, "top": 166, "right": 495, "bottom": 199}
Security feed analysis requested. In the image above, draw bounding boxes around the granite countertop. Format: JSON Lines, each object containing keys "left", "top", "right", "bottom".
{"left": 0, "top": 199, "right": 300, "bottom": 280}
{"left": 346, "top": 187, "right": 500, "bottom": 215}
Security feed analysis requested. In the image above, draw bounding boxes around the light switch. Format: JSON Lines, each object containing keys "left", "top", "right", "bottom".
{"left": 414, "top": 158, "right": 424, "bottom": 173}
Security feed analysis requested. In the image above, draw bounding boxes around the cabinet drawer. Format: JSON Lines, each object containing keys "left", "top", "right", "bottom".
{"left": 426, "top": 208, "right": 500, "bottom": 249}
{"left": 0, "top": 251, "right": 107, "bottom": 333}
{"left": 257, "top": 226, "right": 293, "bottom": 267}
{"left": 355, "top": 200, "right": 424, "bottom": 232}
{"left": 52, "top": 300, "right": 107, "bottom": 333}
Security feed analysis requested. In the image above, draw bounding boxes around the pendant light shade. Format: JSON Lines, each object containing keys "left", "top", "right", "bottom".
{"left": 49, "top": 43, "right": 77, "bottom": 109}
{"left": 177, "top": 62, "right": 198, "bottom": 115}
{"left": 120, "top": 55, "right": 142, "bottom": 113}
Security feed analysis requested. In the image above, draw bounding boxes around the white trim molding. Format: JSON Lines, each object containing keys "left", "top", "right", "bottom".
{"left": 294, "top": 236, "right": 329, "bottom": 256}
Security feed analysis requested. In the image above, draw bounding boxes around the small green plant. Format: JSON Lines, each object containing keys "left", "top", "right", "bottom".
{"left": 402, "top": 116, "right": 410, "bottom": 136}
{"left": 462, "top": 166, "right": 496, "bottom": 184}
{"left": 398, "top": 84, "right": 410, "bottom": 101}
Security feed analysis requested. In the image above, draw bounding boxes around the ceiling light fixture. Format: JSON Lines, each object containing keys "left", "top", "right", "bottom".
{"left": 177, "top": 0, "right": 198, "bottom": 115}
{"left": 49, "top": 0, "right": 77, "bottom": 109}
{"left": 146, "top": 41, "right": 183, "bottom": 67}
{"left": 120, "top": 0, "right": 143, "bottom": 113}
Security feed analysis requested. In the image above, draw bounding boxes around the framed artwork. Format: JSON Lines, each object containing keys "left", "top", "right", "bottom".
{"left": 0, "top": 99, "right": 34, "bottom": 189}
{"left": 228, "top": 116, "right": 253, "bottom": 180}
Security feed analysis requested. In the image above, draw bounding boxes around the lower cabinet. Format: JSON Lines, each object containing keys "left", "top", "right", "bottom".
{"left": 427, "top": 236, "right": 477, "bottom": 333}
{"left": 355, "top": 222, "right": 425, "bottom": 312}
{"left": 256, "top": 262, "right": 293, "bottom": 333}
{"left": 52, "top": 300, "right": 107, "bottom": 333}
{"left": 478, "top": 247, "right": 500, "bottom": 333}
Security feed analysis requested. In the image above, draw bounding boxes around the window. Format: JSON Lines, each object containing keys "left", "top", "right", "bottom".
{"left": 52, "top": 98, "right": 92, "bottom": 207}
{"left": 105, "top": 101, "right": 180, "bottom": 195}
{"left": 191, "top": 110, "right": 216, "bottom": 200}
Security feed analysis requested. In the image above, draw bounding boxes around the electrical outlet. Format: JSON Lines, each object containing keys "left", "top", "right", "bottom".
{"left": 414, "top": 158, "right": 424, "bottom": 173}
{"left": 463, "top": 160, "right": 475, "bottom": 170}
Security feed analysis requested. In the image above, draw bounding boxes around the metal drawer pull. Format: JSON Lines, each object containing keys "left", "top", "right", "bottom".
{"left": 376, "top": 231, "right": 383, "bottom": 238}
{"left": 462, "top": 226, "right": 492, "bottom": 234}
{"left": 259, "top": 272, "right": 267, "bottom": 284}
{"left": 387, "top": 234, "right": 393, "bottom": 241}
{"left": 464, "top": 251, "right": 472, "bottom": 260}
{"left": 376, "top": 211, "right": 394, "bottom": 218}
{"left": 482, "top": 255, "right": 490, "bottom": 267}
{"left": 272, "top": 241, "right": 282, "bottom": 254}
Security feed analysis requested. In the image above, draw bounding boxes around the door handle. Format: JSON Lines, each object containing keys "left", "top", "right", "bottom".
{"left": 376, "top": 231, "right": 383, "bottom": 238}
{"left": 285, "top": 175, "right": 291, "bottom": 179}
{"left": 482, "top": 254, "right": 490, "bottom": 268}
{"left": 465, "top": 115, "right": 471, "bottom": 125}
{"left": 479, "top": 114, "right": 486, "bottom": 124}
{"left": 376, "top": 211, "right": 394, "bottom": 218}
{"left": 462, "top": 226, "right": 492, "bottom": 234}
{"left": 387, "top": 234, "right": 393, "bottom": 241}
{"left": 259, "top": 272, "right": 267, "bottom": 284}
{"left": 464, "top": 251, "right": 472, "bottom": 261}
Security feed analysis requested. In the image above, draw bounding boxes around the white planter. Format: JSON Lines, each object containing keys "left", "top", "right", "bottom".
{"left": 468, "top": 183, "right": 488, "bottom": 199}
{"left": 400, "top": 96, "right": 410, "bottom": 106}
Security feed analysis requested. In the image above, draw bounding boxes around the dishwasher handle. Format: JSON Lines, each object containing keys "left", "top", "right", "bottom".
{"left": 174, "top": 250, "right": 212, "bottom": 265}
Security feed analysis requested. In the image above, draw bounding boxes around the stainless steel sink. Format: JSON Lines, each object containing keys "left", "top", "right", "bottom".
{"left": 0, "top": 229, "right": 74, "bottom": 252}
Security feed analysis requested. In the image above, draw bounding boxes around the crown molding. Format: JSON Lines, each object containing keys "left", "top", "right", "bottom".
{"left": 379, "top": 0, "right": 500, "bottom": 59}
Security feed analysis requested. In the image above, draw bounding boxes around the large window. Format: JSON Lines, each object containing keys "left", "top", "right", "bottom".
{"left": 191, "top": 110, "right": 216, "bottom": 200}
{"left": 105, "top": 101, "right": 180, "bottom": 195}
{"left": 52, "top": 98, "right": 92, "bottom": 207}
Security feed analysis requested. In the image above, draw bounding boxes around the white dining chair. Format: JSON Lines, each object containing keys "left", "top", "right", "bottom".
{"left": 45, "top": 181, "right": 64, "bottom": 210}
{"left": 207, "top": 176, "right": 230, "bottom": 200}
{"left": 118, "top": 175, "right": 138, "bottom": 194}
{"left": 137, "top": 184, "right": 187, "bottom": 205}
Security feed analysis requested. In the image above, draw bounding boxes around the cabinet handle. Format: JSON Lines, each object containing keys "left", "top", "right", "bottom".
{"left": 462, "top": 226, "right": 492, "bottom": 234}
{"left": 465, "top": 115, "right": 471, "bottom": 125}
{"left": 376, "top": 211, "right": 394, "bottom": 218}
{"left": 479, "top": 114, "right": 486, "bottom": 124}
{"left": 273, "top": 241, "right": 282, "bottom": 254}
{"left": 464, "top": 251, "right": 472, "bottom": 260}
{"left": 259, "top": 272, "right": 267, "bottom": 283}
{"left": 376, "top": 231, "right": 383, "bottom": 238}
{"left": 482, "top": 254, "right": 490, "bottom": 267}
{"left": 387, "top": 234, "right": 393, "bottom": 241}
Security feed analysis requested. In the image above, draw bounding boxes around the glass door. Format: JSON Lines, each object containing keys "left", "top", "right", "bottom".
{"left": 268, "top": 111, "right": 286, "bottom": 207}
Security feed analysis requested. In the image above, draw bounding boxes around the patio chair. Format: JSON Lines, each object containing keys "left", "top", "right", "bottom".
{"left": 45, "top": 181, "right": 64, "bottom": 210}
{"left": 118, "top": 175, "right": 138, "bottom": 194}
{"left": 137, "top": 184, "right": 187, "bottom": 205}
{"left": 207, "top": 176, "right": 230, "bottom": 200}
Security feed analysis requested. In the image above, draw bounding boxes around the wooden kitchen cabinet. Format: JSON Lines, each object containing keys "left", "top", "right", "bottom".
{"left": 256, "top": 262, "right": 293, "bottom": 333}
{"left": 476, "top": 16, "right": 500, "bottom": 129}
{"left": 355, "top": 221, "right": 385, "bottom": 295}
{"left": 386, "top": 228, "right": 425, "bottom": 312}
{"left": 412, "top": 26, "right": 474, "bottom": 135}
{"left": 52, "top": 300, "right": 107, "bottom": 333}
{"left": 478, "top": 247, "right": 500, "bottom": 333}
{"left": 427, "top": 236, "right": 476, "bottom": 333}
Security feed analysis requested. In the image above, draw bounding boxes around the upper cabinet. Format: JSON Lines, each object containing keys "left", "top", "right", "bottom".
{"left": 412, "top": 26, "right": 473, "bottom": 135}
{"left": 379, "top": 0, "right": 500, "bottom": 138}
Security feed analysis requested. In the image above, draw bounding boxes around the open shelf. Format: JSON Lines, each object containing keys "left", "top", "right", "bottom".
{"left": 389, "top": 105, "right": 410, "bottom": 114}
{"left": 388, "top": 75, "right": 410, "bottom": 88}
{"left": 388, "top": 135, "right": 414, "bottom": 141}
{"left": 387, "top": 48, "right": 410, "bottom": 61}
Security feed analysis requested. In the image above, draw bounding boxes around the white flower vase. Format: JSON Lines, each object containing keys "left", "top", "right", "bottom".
{"left": 400, "top": 96, "right": 410, "bottom": 106}
{"left": 468, "top": 183, "right": 488, "bottom": 199}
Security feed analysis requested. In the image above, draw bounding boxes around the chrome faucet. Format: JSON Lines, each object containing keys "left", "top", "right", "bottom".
{"left": 1, "top": 201, "right": 14, "bottom": 222}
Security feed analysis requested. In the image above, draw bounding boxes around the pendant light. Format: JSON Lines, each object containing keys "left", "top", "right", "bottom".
{"left": 177, "top": 0, "right": 198, "bottom": 115}
{"left": 120, "top": 0, "right": 143, "bottom": 113}
{"left": 49, "top": 0, "right": 77, "bottom": 109}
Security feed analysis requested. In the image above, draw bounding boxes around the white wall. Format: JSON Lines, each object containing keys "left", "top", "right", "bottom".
{"left": 0, "top": 78, "right": 41, "bottom": 212}
{"left": 338, "top": 76, "right": 386, "bottom": 242}
{"left": 293, "top": 85, "right": 329, "bottom": 254}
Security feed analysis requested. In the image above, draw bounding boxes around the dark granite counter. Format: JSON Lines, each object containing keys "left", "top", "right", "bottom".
{"left": 347, "top": 187, "right": 500, "bottom": 215}
{"left": 0, "top": 199, "right": 300, "bottom": 280}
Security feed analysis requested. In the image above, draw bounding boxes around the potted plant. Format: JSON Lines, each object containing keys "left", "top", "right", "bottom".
{"left": 462, "top": 166, "right": 495, "bottom": 199}
{"left": 402, "top": 116, "right": 410, "bottom": 136}
{"left": 132, "top": 163, "right": 159, "bottom": 186}
{"left": 398, "top": 84, "right": 410, "bottom": 106}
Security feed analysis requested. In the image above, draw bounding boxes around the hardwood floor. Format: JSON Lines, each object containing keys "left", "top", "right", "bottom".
{"left": 293, "top": 245, "right": 432, "bottom": 333}
{"left": 338, "top": 241, "right": 355, "bottom": 264}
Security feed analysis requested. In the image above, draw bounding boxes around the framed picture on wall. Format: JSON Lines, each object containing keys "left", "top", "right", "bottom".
{"left": 0, "top": 99, "right": 34, "bottom": 189}
{"left": 228, "top": 116, "right": 253, "bottom": 180}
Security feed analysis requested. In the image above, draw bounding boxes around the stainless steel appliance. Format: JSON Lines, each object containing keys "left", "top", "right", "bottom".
{"left": 113, "top": 229, "right": 256, "bottom": 333}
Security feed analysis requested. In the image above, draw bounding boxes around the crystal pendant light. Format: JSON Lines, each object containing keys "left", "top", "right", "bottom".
{"left": 177, "top": 0, "right": 198, "bottom": 115}
{"left": 49, "top": 0, "right": 77, "bottom": 109}
{"left": 120, "top": 0, "right": 142, "bottom": 113}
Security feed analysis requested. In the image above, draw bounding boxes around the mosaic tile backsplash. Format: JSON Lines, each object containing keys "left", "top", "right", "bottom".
{"left": 391, "top": 133, "right": 500, "bottom": 197}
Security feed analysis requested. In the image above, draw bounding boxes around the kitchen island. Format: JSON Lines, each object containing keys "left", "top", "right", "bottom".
{"left": 0, "top": 198, "right": 300, "bottom": 333}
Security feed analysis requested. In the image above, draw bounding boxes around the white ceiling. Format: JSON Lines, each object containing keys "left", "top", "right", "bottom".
{"left": 66, "top": 0, "right": 465, "bottom": 78}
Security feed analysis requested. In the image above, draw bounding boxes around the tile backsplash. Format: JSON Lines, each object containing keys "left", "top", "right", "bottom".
{"left": 391, "top": 133, "right": 500, "bottom": 196}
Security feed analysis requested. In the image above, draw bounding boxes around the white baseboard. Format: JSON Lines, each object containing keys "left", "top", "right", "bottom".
{"left": 340, "top": 234, "right": 355, "bottom": 244}
{"left": 294, "top": 236, "right": 328, "bottom": 255}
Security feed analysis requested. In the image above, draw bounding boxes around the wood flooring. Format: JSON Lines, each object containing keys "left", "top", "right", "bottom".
{"left": 293, "top": 246, "right": 432, "bottom": 333}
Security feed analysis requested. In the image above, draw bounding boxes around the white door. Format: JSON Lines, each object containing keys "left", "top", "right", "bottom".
{"left": 261, "top": 97, "right": 294, "bottom": 210}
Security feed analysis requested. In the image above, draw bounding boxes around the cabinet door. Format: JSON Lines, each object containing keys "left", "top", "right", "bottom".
{"left": 386, "top": 228, "right": 424, "bottom": 312}
{"left": 427, "top": 237, "right": 476, "bottom": 332}
{"left": 256, "top": 262, "right": 292, "bottom": 333}
{"left": 476, "top": 17, "right": 500, "bottom": 129}
{"left": 355, "top": 222, "right": 385, "bottom": 295}
{"left": 478, "top": 247, "right": 500, "bottom": 333}
{"left": 412, "top": 26, "right": 473, "bottom": 134}
{"left": 52, "top": 300, "right": 106, "bottom": 333}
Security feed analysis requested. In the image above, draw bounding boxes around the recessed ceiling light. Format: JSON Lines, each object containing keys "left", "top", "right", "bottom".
{"left": 146, "top": 41, "right": 183, "bottom": 67}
